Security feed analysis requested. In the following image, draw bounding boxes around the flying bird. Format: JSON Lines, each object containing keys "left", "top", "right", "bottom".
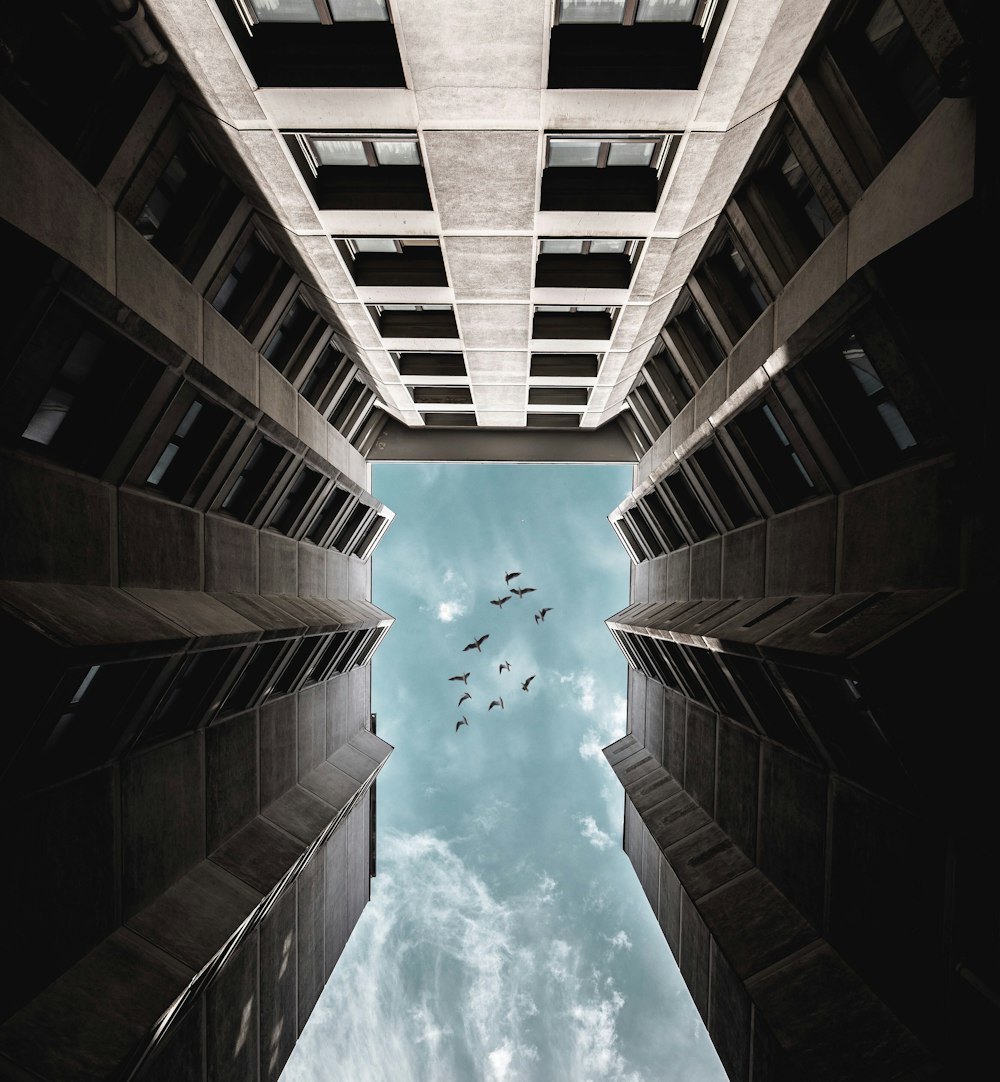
{"left": 491, "top": 595, "right": 511, "bottom": 608}
{"left": 521, "top": 675, "right": 535, "bottom": 691}
{"left": 511, "top": 586, "right": 536, "bottom": 598}
{"left": 535, "top": 607, "right": 553, "bottom": 623}
{"left": 458, "top": 691, "right": 471, "bottom": 706}
{"left": 463, "top": 634, "right": 489, "bottom": 652}
{"left": 504, "top": 571, "right": 521, "bottom": 584}
{"left": 455, "top": 716, "right": 469, "bottom": 731}
{"left": 449, "top": 673, "right": 470, "bottom": 684}
{"left": 499, "top": 661, "right": 511, "bottom": 674}
{"left": 488, "top": 697, "right": 504, "bottom": 711}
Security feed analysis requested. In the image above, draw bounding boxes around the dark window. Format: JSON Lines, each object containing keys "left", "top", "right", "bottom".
{"left": 15, "top": 300, "right": 159, "bottom": 477}
{"left": 330, "top": 379, "right": 371, "bottom": 433}
{"left": 528, "top": 387, "right": 589, "bottom": 406}
{"left": 422, "top": 412, "right": 477, "bottom": 427}
{"left": 775, "top": 143, "right": 834, "bottom": 241}
{"left": 271, "top": 636, "right": 326, "bottom": 696}
{"left": 671, "top": 292, "right": 726, "bottom": 374}
{"left": 270, "top": 466, "right": 323, "bottom": 535}
{"left": 726, "top": 400, "right": 818, "bottom": 512}
{"left": 696, "top": 231, "right": 769, "bottom": 343}
{"left": 352, "top": 514, "right": 386, "bottom": 558}
{"left": 220, "top": 640, "right": 290, "bottom": 716}
{"left": 641, "top": 492, "right": 684, "bottom": 551}
{"left": 333, "top": 503, "right": 372, "bottom": 552}
{"left": 530, "top": 354, "right": 600, "bottom": 378}
{"left": 211, "top": 232, "right": 287, "bottom": 337}
{"left": 692, "top": 441, "right": 756, "bottom": 527}
{"left": 541, "top": 133, "right": 677, "bottom": 211}
{"left": 133, "top": 135, "right": 240, "bottom": 279}
{"left": 306, "top": 487, "right": 352, "bottom": 545}
{"left": 394, "top": 352, "right": 467, "bottom": 378}
{"left": 300, "top": 343, "right": 351, "bottom": 411}
{"left": 719, "top": 654, "right": 817, "bottom": 757}
{"left": 262, "top": 295, "right": 322, "bottom": 375}
{"left": 525, "top": 413, "right": 581, "bottom": 428}
{"left": 626, "top": 506, "right": 663, "bottom": 558}
{"left": 661, "top": 470, "right": 714, "bottom": 540}
{"left": 135, "top": 648, "right": 241, "bottom": 749}
{"left": 147, "top": 397, "right": 231, "bottom": 503}
{"left": 221, "top": 438, "right": 287, "bottom": 522}
{"left": 790, "top": 330, "right": 919, "bottom": 484}
{"left": 291, "top": 134, "right": 431, "bottom": 210}
{"left": 410, "top": 386, "right": 474, "bottom": 405}
{"left": 343, "top": 237, "right": 448, "bottom": 287}
{"left": 828, "top": 0, "right": 941, "bottom": 158}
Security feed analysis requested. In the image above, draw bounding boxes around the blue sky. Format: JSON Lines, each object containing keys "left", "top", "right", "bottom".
{"left": 280, "top": 463, "right": 727, "bottom": 1082}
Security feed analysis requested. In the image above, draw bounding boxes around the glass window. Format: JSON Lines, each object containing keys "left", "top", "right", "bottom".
{"left": 558, "top": 0, "right": 626, "bottom": 22}
{"left": 271, "top": 467, "right": 323, "bottom": 535}
{"left": 726, "top": 241, "right": 768, "bottom": 314}
{"left": 589, "top": 238, "right": 628, "bottom": 253}
{"left": 22, "top": 331, "right": 104, "bottom": 448}
{"left": 221, "top": 439, "right": 285, "bottom": 522}
{"left": 540, "top": 239, "right": 585, "bottom": 254}
{"left": 351, "top": 237, "right": 399, "bottom": 253}
{"left": 262, "top": 296, "right": 315, "bottom": 372}
{"left": 636, "top": 0, "right": 698, "bottom": 20}
{"left": 548, "top": 139, "right": 602, "bottom": 167}
{"left": 329, "top": 0, "right": 389, "bottom": 19}
{"left": 312, "top": 138, "right": 368, "bottom": 165}
{"left": 147, "top": 397, "right": 229, "bottom": 502}
{"left": 778, "top": 146, "right": 833, "bottom": 240}
{"left": 727, "top": 400, "right": 817, "bottom": 512}
{"left": 134, "top": 151, "right": 189, "bottom": 241}
{"left": 211, "top": 233, "right": 276, "bottom": 320}
{"left": 373, "top": 140, "right": 420, "bottom": 166}
{"left": 607, "top": 140, "right": 655, "bottom": 167}
{"left": 842, "top": 335, "right": 916, "bottom": 451}
{"left": 248, "top": 0, "right": 321, "bottom": 21}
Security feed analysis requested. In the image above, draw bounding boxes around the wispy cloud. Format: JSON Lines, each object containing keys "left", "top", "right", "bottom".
{"left": 559, "top": 670, "right": 597, "bottom": 713}
{"left": 282, "top": 832, "right": 646, "bottom": 1082}
{"left": 579, "top": 816, "right": 614, "bottom": 850}
{"left": 606, "top": 930, "right": 632, "bottom": 952}
{"left": 437, "top": 599, "right": 466, "bottom": 622}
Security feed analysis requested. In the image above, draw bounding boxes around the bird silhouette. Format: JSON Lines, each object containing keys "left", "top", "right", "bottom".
{"left": 458, "top": 691, "right": 472, "bottom": 706}
{"left": 499, "top": 661, "right": 511, "bottom": 674}
{"left": 504, "top": 571, "right": 521, "bottom": 584}
{"left": 534, "top": 607, "right": 553, "bottom": 623}
{"left": 455, "top": 716, "right": 469, "bottom": 732}
{"left": 488, "top": 697, "right": 504, "bottom": 711}
{"left": 491, "top": 596, "right": 511, "bottom": 609}
{"left": 463, "top": 634, "right": 489, "bottom": 652}
{"left": 521, "top": 675, "right": 535, "bottom": 691}
{"left": 449, "top": 672, "right": 470, "bottom": 684}
{"left": 511, "top": 586, "right": 536, "bottom": 598}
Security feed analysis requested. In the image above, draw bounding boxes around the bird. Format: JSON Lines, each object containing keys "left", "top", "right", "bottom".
{"left": 521, "top": 675, "right": 535, "bottom": 691}
{"left": 455, "top": 716, "right": 469, "bottom": 732}
{"left": 511, "top": 586, "right": 536, "bottom": 598}
{"left": 458, "top": 691, "right": 471, "bottom": 706}
{"left": 449, "top": 673, "right": 470, "bottom": 684}
{"left": 499, "top": 661, "right": 511, "bottom": 674}
{"left": 504, "top": 571, "right": 521, "bottom": 584}
{"left": 491, "top": 595, "right": 511, "bottom": 608}
{"left": 463, "top": 634, "right": 489, "bottom": 652}
{"left": 488, "top": 697, "right": 504, "bottom": 711}
{"left": 535, "top": 607, "right": 553, "bottom": 623}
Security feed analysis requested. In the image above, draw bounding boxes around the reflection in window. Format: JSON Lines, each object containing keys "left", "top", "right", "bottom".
{"left": 556, "top": 0, "right": 698, "bottom": 23}
{"left": 547, "top": 135, "right": 665, "bottom": 169}
{"left": 842, "top": 335, "right": 916, "bottom": 452}
{"left": 778, "top": 145, "right": 833, "bottom": 240}
{"left": 221, "top": 439, "right": 285, "bottom": 521}
{"left": 243, "top": 0, "right": 388, "bottom": 21}
{"left": 307, "top": 136, "right": 420, "bottom": 168}
{"left": 147, "top": 397, "right": 229, "bottom": 502}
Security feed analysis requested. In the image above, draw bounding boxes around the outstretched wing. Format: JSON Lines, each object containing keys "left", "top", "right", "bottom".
{"left": 525, "top": 675, "right": 535, "bottom": 686}
{"left": 458, "top": 692, "right": 471, "bottom": 705}
{"left": 477, "top": 634, "right": 490, "bottom": 646}
{"left": 505, "top": 571, "right": 521, "bottom": 583}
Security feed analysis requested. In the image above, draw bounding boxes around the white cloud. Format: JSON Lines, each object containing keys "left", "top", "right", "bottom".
{"left": 281, "top": 831, "right": 646, "bottom": 1082}
{"left": 435, "top": 568, "right": 472, "bottom": 622}
{"left": 437, "top": 599, "right": 466, "bottom": 622}
{"left": 579, "top": 816, "right": 614, "bottom": 850}
{"left": 606, "top": 931, "right": 632, "bottom": 952}
{"left": 559, "top": 670, "right": 597, "bottom": 713}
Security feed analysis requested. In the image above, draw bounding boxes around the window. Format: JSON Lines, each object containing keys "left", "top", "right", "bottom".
{"left": 305, "top": 486, "right": 352, "bottom": 545}
{"left": 533, "top": 306, "right": 619, "bottom": 341}
{"left": 270, "top": 466, "right": 324, "bottom": 535}
{"left": 536, "top": 238, "right": 639, "bottom": 287}
{"left": 299, "top": 342, "right": 350, "bottom": 410}
{"left": 694, "top": 230, "right": 770, "bottom": 345}
{"left": 393, "top": 353, "right": 467, "bottom": 378}
{"left": 15, "top": 299, "right": 160, "bottom": 477}
{"left": 547, "top": 136, "right": 665, "bottom": 169}
{"left": 237, "top": 0, "right": 389, "bottom": 24}
{"left": 691, "top": 440, "right": 757, "bottom": 528}
{"left": 789, "top": 327, "right": 922, "bottom": 484}
{"left": 302, "top": 135, "right": 420, "bottom": 171}
{"left": 542, "top": 133, "right": 677, "bottom": 210}
{"left": 776, "top": 143, "right": 834, "bottom": 241}
{"left": 530, "top": 354, "right": 600, "bottom": 378}
{"left": 409, "top": 386, "right": 474, "bottom": 405}
{"left": 146, "top": 396, "right": 231, "bottom": 503}
{"left": 130, "top": 132, "right": 240, "bottom": 280}
{"left": 220, "top": 640, "right": 292, "bottom": 716}
{"left": 660, "top": 290, "right": 726, "bottom": 384}
{"left": 556, "top": 0, "right": 700, "bottom": 24}
{"left": 333, "top": 502, "right": 373, "bottom": 553}
{"left": 725, "top": 398, "right": 820, "bottom": 512}
{"left": 371, "top": 305, "right": 459, "bottom": 339}
{"left": 220, "top": 438, "right": 288, "bottom": 522}
{"left": 262, "top": 294, "right": 327, "bottom": 378}
{"left": 211, "top": 230, "right": 289, "bottom": 340}
{"left": 643, "top": 347, "right": 695, "bottom": 419}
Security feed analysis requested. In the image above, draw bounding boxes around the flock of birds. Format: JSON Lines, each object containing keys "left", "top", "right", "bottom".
{"left": 450, "top": 571, "right": 553, "bottom": 733}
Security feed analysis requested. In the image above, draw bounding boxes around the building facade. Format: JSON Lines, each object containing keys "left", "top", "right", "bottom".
{"left": 0, "top": 0, "right": 989, "bottom": 1080}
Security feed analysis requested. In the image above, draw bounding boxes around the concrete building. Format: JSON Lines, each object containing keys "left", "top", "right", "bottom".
{"left": 0, "top": 1, "right": 989, "bottom": 1080}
